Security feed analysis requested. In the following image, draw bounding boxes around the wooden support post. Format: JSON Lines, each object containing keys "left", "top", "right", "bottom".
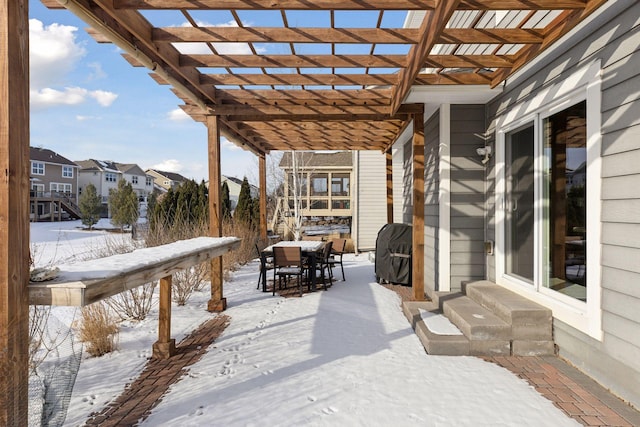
{"left": 259, "top": 152, "right": 268, "bottom": 243}
{"left": 0, "top": 0, "right": 30, "bottom": 424}
{"left": 386, "top": 150, "right": 393, "bottom": 224}
{"left": 152, "top": 275, "right": 176, "bottom": 359}
{"left": 207, "top": 115, "right": 226, "bottom": 312}
{"left": 412, "top": 111, "right": 425, "bottom": 301}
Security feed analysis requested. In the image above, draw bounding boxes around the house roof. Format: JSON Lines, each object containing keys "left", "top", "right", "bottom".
{"left": 147, "top": 169, "right": 188, "bottom": 183}
{"left": 75, "top": 159, "right": 122, "bottom": 173}
{"left": 42, "top": 0, "right": 608, "bottom": 155}
{"left": 116, "top": 163, "right": 146, "bottom": 176}
{"left": 279, "top": 151, "right": 352, "bottom": 169}
{"left": 30, "top": 146, "right": 77, "bottom": 167}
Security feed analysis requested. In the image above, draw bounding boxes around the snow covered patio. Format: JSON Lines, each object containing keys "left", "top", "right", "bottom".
{"left": 57, "top": 250, "right": 637, "bottom": 426}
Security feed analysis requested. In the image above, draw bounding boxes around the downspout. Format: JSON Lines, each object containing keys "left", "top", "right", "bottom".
{"left": 352, "top": 151, "right": 359, "bottom": 254}
{"left": 55, "top": 0, "right": 208, "bottom": 112}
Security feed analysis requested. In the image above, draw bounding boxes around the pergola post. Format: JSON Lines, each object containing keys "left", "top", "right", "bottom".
{"left": 0, "top": 0, "right": 30, "bottom": 424}
{"left": 206, "top": 115, "right": 226, "bottom": 312}
{"left": 412, "top": 111, "right": 425, "bottom": 301}
{"left": 386, "top": 150, "right": 393, "bottom": 224}
{"left": 258, "top": 152, "right": 268, "bottom": 242}
{"left": 152, "top": 275, "right": 176, "bottom": 359}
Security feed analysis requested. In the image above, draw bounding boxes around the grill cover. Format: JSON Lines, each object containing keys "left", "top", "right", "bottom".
{"left": 375, "top": 223, "right": 412, "bottom": 285}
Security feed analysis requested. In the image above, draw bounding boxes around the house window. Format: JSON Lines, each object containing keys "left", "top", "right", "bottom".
{"left": 331, "top": 174, "right": 349, "bottom": 196}
{"left": 31, "top": 162, "right": 45, "bottom": 175}
{"left": 62, "top": 166, "right": 74, "bottom": 178}
{"left": 163, "top": 180, "right": 170, "bottom": 185}
{"left": 311, "top": 173, "right": 328, "bottom": 196}
{"left": 146, "top": 177, "right": 153, "bottom": 186}
{"left": 288, "top": 174, "right": 308, "bottom": 197}
{"left": 331, "top": 200, "right": 350, "bottom": 209}
{"left": 310, "top": 200, "right": 328, "bottom": 210}
{"left": 106, "top": 172, "right": 117, "bottom": 182}
{"left": 50, "top": 183, "right": 72, "bottom": 193}
{"left": 132, "top": 176, "right": 138, "bottom": 184}
{"left": 542, "top": 102, "right": 587, "bottom": 294}
{"left": 31, "top": 184, "right": 44, "bottom": 197}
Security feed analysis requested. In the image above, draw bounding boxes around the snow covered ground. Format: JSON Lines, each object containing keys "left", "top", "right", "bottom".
{"left": 31, "top": 221, "right": 578, "bottom": 426}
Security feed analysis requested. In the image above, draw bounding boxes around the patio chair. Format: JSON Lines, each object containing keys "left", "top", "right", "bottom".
{"left": 273, "top": 246, "right": 304, "bottom": 296}
{"left": 308, "top": 241, "right": 333, "bottom": 291}
{"left": 327, "top": 238, "right": 346, "bottom": 281}
{"left": 256, "top": 244, "right": 274, "bottom": 291}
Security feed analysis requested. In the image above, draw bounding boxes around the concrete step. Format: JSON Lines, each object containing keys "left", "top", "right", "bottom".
{"left": 465, "top": 281, "right": 552, "bottom": 341}
{"left": 402, "top": 302, "right": 469, "bottom": 356}
{"left": 443, "top": 295, "right": 512, "bottom": 356}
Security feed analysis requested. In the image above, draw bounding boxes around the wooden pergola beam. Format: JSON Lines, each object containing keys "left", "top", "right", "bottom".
{"left": 424, "top": 54, "right": 516, "bottom": 69}
{"left": 104, "top": 0, "right": 588, "bottom": 11}
{"left": 200, "top": 73, "right": 399, "bottom": 87}
{"left": 206, "top": 115, "right": 226, "bottom": 312}
{"left": 182, "top": 54, "right": 406, "bottom": 68}
{"left": 392, "top": 0, "right": 461, "bottom": 114}
{"left": 216, "top": 89, "right": 392, "bottom": 101}
{"left": 0, "top": 0, "right": 30, "bottom": 423}
{"left": 258, "top": 153, "right": 268, "bottom": 242}
{"left": 153, "top": 26, "right": 420, "bottom": 44}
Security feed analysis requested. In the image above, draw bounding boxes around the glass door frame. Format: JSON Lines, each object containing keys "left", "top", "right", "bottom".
{"left": 493, "top": 60, "right": 603, "bottom": 339}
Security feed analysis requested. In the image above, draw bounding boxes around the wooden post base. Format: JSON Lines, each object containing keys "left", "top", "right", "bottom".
{"left": 152, "top": 339, "right": 176, "bottom": 359}
{"left": 207, "top": 297, "right": 227, "bottom": 312}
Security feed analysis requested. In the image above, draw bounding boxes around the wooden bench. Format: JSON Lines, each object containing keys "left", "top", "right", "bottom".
{"left": 28, "top": 236, "right": 241, "bottom": 358}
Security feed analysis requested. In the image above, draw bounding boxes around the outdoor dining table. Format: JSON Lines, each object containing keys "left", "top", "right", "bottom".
{"left": 260, "top": 240, "right": 325, "bottom": 293}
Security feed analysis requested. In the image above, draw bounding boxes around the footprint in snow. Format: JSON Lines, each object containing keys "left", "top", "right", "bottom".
{"left": 322, "top": 407, "right": 338, "bottom": 415}
{"left": 262, "top": 369, "right": 274, "bottom": 375}
{"left": 307, "top": 396, "right": 317, "bottom": 402}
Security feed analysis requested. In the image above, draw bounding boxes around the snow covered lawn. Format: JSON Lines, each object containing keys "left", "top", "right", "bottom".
{"left": 31, "top": 221, "right": 577, "bottom": 426}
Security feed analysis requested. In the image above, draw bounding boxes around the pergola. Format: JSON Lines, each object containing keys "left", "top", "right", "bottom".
{"left": 1, "top": 0, "right": 606, "bottom": 424}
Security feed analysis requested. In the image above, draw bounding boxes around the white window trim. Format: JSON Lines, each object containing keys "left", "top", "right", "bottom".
{"left": 62, "top": 166, "right": 74, "bottom": 178}
{"left": 31, "top": 162, "right": 45, "bottom": 176}
{"left": 438, "top": 104, "right": 451, "bottom": 292}
{"left": 494, "top": 60, "right": 602, "bottom": 340}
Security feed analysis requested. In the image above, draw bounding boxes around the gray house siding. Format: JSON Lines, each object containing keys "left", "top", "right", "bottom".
{"left": 355, "top": 151, "right": 387, "bottom": 251}
{"left": 424, "top": 110, "right": 439, "bottom": 292}
{"left": 402, "top": 133, "right": 413, "bottom": 225}
{"left": 485, "top": 0, "right": 640, "bottom": 407}
{"left": 449, "top": 105, "right": 487, "bottom": 291}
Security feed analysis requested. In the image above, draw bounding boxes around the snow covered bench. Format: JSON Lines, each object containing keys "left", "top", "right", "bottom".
{"left": 28, "top": 236, "right": 241, "bottom": 358}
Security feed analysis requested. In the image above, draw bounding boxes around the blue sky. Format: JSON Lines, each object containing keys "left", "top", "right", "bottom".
{"left": 29, "top": 0, "right": 260, "bottom": 183}
{"left": 28, "top": 2, "right": 408, "bottom": 183}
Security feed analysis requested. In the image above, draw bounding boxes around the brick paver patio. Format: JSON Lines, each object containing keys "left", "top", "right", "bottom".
{"left": 83, "top": 281, "right": 640, "bottom": 427}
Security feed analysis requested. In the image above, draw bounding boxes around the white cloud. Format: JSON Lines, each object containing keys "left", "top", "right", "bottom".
{"left": 29, "top": 19, "right": 86, "bottom": 89}
{"left": 174, "top": 19, "right": 258, "bottom": 55}
{"left": 29, "top": 19, "right": 118, "bottom": 109}
{"left": 167, "top": 108, "right": 191, "bottom": 122}
{"left": 30, "top": 87, "right": 118, "bottom": 109}
{"left": 87, "top": 62, "right": 107, "bottom": 80}
{"left": 222, "top": 137, "right": 241, "bottom": 151}
{"left": 76, "top": 115, "right": 99, "bottom": 121}
{"left": 152, "top": 159, "right": 183, "bottom": 173}
{"left": 89, "top": 90, "right": 118, "bottom": 106}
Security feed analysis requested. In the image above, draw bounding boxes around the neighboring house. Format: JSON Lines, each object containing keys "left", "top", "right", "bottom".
{"left": 146, "top": 169, "right": 188, "bottom": 192}
{"left": 275, "top": 151, "right": 388, "bottom": 249}
{"left": 390, "top": 1, "right": 640, "bottom": 409}
{"left": 221, "top": 175, "right": 258, "bottom": 210}
{"left": 29, "top": 146, "right": 80, "bottom": 221}
{"left": 76, "top": 160, "right": 152, "bottom": 215}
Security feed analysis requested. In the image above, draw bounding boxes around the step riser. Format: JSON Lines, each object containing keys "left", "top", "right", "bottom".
{"left": 415, "top": 322, "right": 469, "bottom": 356}
{"left": 512, "top": 340, "right": 555, "bottom": 356}
{"left": 512, "top": 324, "right": 552, "bottom": 341}
{"left": 469, "top": 340, "right": 511, "bottom": 356}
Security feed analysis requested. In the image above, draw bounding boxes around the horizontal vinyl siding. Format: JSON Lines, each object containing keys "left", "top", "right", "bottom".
{"left": 485, "top": 0, "right": 640, "bottom": 407}
{"left": 356, "top": 151, "right": 387, "bottom": 251}
{"left": 449, "top": 105, "right": 486, "bottom": 291}
{"left": 402, "top": 137, "right": 413, "bottom": 225}
{"left": 424, "top": 110, "right": 439, "bottom": 292}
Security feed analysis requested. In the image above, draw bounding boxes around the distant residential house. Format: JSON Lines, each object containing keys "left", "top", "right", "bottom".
{"left": 276, "top": 151, "right": 388, "bottom": 250}
{"left": 76, "top": 160, "right": 153, "bottom": 216}
{"left": 146, "top": 169, "right": 188, "bottom": 192}
{"left": 221, "top": 175, "right": 259, "bottom": 210}
{"left": 29, "top": 146, "right": 80, "bottom": 221}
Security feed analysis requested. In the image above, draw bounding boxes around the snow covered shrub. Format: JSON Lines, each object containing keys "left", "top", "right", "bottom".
{"left": 106, "top": 282, "right": 157, "bottom": 321}
{"left": 172, "top": 263, "right": 209, "bottom": 306}
{"left": 78, "top": 302, "right": 118, "bottom": 357}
